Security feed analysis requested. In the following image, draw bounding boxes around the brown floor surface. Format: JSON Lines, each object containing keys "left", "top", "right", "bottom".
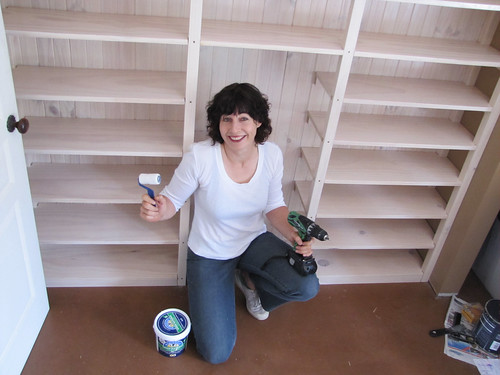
{"left": 22, "top": 273, "right": 492, "bottom": 375}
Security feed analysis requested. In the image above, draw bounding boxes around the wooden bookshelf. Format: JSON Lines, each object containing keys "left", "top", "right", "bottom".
{"left": 296, "top": 181, "right": 447, "bottom": 219}
{"left": 28, "top": 163, "right": 175, "bottom": 204}
{"left": 307, "top": 111, "right": 476, "bottom": 150}
{"left": 3, "top": 0, "right": 500, "bottom": 286}
{"left": 301, "top": 148, "right": 461, "bottom": 186}
{"left": 201, "top": 19, "right": 344, "bottom": 54}
{"left": 316, "top": 71, "right": 492, "bottom": 111}
{"left": 314, "top": 249, "right": 424, "bottom": 284}
{"left": 13, "top": 66, "right": 186, "bottom": 105}
{"left": 35, "top": 203, "right": 179, "bottom": 245}
{"left": 23, "top": 117, "right": 183, "bottom": 157}
{"left": 41, "top": 244, "right": 179, "bottom": 287}
{"left": 3, "top": 7, "right": 189, "bottom": 44}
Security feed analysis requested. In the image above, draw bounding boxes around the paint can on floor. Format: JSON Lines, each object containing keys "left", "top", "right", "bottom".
{"left": 153, "top": 308, "right": 191, "bottom": 357}
{"left": 473, "top": 299, "right": 500, "bottom": 355}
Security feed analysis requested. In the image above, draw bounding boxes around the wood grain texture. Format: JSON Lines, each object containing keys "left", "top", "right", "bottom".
{"left": 3, "top": 7, "right": 189, "bottom": 44}
{"left": 2, "top": 0, "right": 499, "bottom": 286}
{"left": 35, "top": 203, "right": 179, "bottom": 245}
{"left": 12, "top": 66, "right": 186, "bottom": 104}
{"left": 22, "top": 117, "right": 183, "bottom": 156}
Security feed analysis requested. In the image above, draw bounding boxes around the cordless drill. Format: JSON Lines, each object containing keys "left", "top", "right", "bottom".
{"left": 287, "top": 211, "right": 329, "bottom": 276}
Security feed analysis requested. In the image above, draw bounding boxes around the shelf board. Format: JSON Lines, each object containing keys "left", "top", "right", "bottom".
{"left": 41, "top": 244, "right": 179, "bottom": 287}
{"left": 313, "top": 218, "right": 435, "bottom": 250}
{"left": 316, "top": 72, "right": 492, "bottom": 111}
{"left": 35, "top": 203, "right": 179, "bottom": 245}
{"left": 202, "top": 19, "right": 344, "bottom": 54}
{"left": 314, "top": 249, "right": 424, "bottom": 284}
{"left": 28, "top": 163, "right": 175, "bottom": 204}
{"left": 3, "top": 7, "right": 189, "bottom": 44}
{"left": 12, "top": 65, "right": 186, "bottom": 105}
{"left": 382, "top": 0, "right": 500, "bottom": 11}
{"left": 308, "top": 111, "right": 475, "bottom": 150}
{"left": 302, "top": 147, "right": 461, "bottom": 186}
{"left": 296, "top": 181, "right": 447, "bottom": 219}
{"left": 356, "top": 31, "right": 500, "bottom": 66}
{"left": 22, "top": 116, "right": 183, "bottom": 157}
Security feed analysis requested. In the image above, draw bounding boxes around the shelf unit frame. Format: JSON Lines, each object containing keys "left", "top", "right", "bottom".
{"left": 299, "top": 0, "right": 500, "bottom": 283}
{"left": 2, "top": 0, "right": 500, "bottom": 286}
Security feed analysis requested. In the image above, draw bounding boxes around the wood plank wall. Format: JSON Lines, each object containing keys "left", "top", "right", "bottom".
{"left": 2, "top": 0, "right": 491, "bottom": 205}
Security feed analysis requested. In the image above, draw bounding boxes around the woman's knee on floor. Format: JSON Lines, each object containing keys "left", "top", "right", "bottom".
{"left": 295, "top": 274, "right": 320, "bottom": 301}
{"left": 197, "top": 338, "right": 235, "bottom": 364}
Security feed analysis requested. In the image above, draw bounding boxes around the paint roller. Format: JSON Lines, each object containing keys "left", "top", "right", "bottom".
{"left": 138, "top": 173, "right": 161, "bottom": 200}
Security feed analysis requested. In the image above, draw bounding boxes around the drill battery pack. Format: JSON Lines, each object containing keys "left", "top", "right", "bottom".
{"left": 287, "top": 250, "right": 318, "bottom": 276}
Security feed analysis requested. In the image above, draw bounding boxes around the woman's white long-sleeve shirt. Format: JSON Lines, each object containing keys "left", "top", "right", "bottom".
{"left": 160, "top": 139, "right": 285, "bottom": 260}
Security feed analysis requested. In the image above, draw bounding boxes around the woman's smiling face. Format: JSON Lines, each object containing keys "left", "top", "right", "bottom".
{"left": 219, "top": 112, "right": 261, "bottom": 150}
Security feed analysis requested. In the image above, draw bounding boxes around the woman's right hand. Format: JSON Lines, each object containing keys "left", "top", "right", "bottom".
{"left": 139, "top": 194, "right": 175, "bottom": 222}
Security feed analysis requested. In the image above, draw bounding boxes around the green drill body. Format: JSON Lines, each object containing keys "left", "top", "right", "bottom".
{"left": 286, "top": 211, "right": 329, "bottom": 275}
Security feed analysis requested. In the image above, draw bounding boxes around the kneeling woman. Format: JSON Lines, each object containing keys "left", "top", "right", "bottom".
{"left": 140, "top": 83, "right": 319, "bottom": 364}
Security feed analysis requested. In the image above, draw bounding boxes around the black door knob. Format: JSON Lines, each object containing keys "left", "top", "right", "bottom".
{"left": 7, "top": 115, "right": 29, "bottom": 134}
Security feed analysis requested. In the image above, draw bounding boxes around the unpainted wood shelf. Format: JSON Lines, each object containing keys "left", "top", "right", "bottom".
{"left": 313, "top": 218, "right": 435, "bottom": 250}
{"left": 301, "top": 147, "right": 461, "bottom": 186}
{"left": 201, "top": 19, "right": 344, "bottom": 54}
{"left": 383, "top": 0, "right": 500, "bottom": 11}
{"left": 12, "top": 66, "right": 186, "bottom": 105}
{"left": 316, "top": 72, "right": 492, "bottom": 111}
{"left": 3, "top": 7, "right": 189, "bottom": 44}
{"left": 356, "top": 31, "right": 500, "bottom": 66}
{"left": 41, "top": 244, "right": 179, "bottom": 287}
{"left": 35, "top": 203, "right": 179, "bottom": 245}
{"left": 28, "top": 163, "right": 175, "bottom": 204}
{"left": 5, "top": 5, "right": 500, "bottom": 61}
{"left": 296, "top": 181, "right": 447, "bottom": 219}
{"left": 6, "top": 0, "right": 500, "bottom": 287}
{"left": 23, "top": 117, "right": 183, "bottom": 157}
{"left": 314, "top": 248, "right": 424, "bottom": 284}
{"left": 308, "top": 111, "right": 476, "bottom": 150}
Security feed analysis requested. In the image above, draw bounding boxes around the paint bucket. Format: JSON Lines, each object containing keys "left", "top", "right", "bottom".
{"left": 473, "top": 299, "right": 500, "bottom": 355}
{"left": 153, "top": 308, "right": 191, "bottom": 357}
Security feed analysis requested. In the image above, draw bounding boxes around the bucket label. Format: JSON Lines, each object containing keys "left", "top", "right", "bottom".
{"left": 490, "top": 341, "right": 500, "bottom": 352}
{"left": 157, "top": 337, "right": 187, "bottom": 357}
{"left": 157, "top": 311, "right": 188, "bottom": 335}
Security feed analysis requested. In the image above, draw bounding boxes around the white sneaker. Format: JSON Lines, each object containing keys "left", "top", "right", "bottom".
{"left": 235, "top": 271, "right": 269, "bottom": 321}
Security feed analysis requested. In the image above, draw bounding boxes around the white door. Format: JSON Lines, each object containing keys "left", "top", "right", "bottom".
{"left": 0, "top": 7, "right": 49, "bottom": 375}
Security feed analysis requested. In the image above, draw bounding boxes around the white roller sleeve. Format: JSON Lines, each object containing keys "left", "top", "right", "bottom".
{"left": 138, "top": 173, "right": 161, "bottom": 185}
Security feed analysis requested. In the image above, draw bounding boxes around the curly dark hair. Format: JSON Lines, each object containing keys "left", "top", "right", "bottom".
{"left": 206, "top": 83, "right": 272, "bottom": 144}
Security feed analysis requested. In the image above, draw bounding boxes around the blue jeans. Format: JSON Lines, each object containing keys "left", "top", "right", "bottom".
{"left": 186, "top": 231, "right": 319, "bottom": 364}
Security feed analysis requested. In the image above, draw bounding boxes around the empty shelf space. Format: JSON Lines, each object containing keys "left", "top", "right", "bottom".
{"left": 41, "top": 244, "right": 179, "bottom": 287}
{"left": 35, "top": 203, "right": 179, "bottom": 245}
{"left": 316, "top": 72, "right": 492, "bottom": 111}
{"left": 356, "top": 32, "right": 500, "bottom": 66}
{"left": 314, "top": 249, "right": 424, "bottom": 284}
{"left": 312, "top": 218, "right": 435, "bottom": 250}
{"left": 12, "top": 66, "right": 186, "bottom": 105}
{"left": 296, "top": 181, "right": 447, "bottom": 219}
{"left": 22, "top": 116, "right": 184, "bottom": 157}
{"left": 28, "top": 163, "right": 175, "bottom": 204}
{"left": 308, "top": 111, "right": 475, "bottom": 150}
{"left": 201, "top": 19, "right": 344, "bottom": 54}
{"left": 382, "top": 0, "right": 500, "bottom": 11}
{"left": 301, "top": 147, "right": 461, "bottom": 186}
{"left": 3, "top": 7, "right": 189, "bottom": 44}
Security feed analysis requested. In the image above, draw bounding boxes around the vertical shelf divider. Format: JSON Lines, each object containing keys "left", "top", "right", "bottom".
{"left": 177, "top": 0, "right": 203, "bottom": 286}
{"left": 307, "top": 0, "right": 366, "bottom": 219}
